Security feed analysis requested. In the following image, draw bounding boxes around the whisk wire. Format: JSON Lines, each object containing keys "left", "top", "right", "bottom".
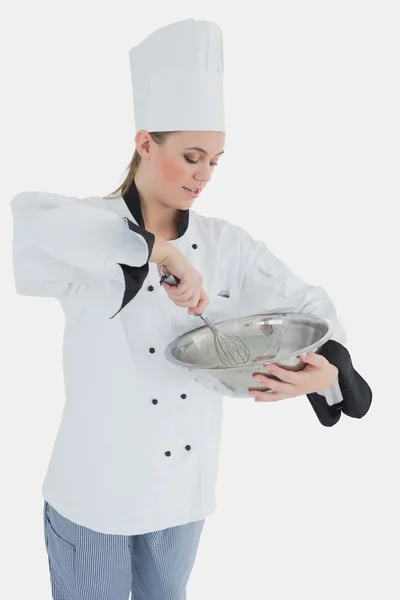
{"left": 202, "top": 316, "right": 250, "bottom": 366}
{"left": 158, "top": 266, "right": 251, "bottom": 366}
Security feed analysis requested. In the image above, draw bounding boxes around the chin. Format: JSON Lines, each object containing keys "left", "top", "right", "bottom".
{"left": 178, "top": 195, "right": 195, "bottom": 207}
{"left": 178, "top": 201, "right": 194, "bottom": 210}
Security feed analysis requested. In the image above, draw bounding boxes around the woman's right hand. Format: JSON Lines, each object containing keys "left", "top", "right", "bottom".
{"left": 149, "top": 239, "right": 209, "bottom": 315}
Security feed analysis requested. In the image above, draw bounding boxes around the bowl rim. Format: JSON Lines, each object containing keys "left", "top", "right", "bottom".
{"left": 164, "top": 312, "right": 337, "bottom": 370}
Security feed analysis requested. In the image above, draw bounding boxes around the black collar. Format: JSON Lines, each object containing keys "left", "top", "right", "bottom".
{"left": 122, "top": 178, "right": 190, "bottom": 238}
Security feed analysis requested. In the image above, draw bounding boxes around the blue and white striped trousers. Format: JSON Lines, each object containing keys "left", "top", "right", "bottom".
{"left": 43, "top": 501, "right": 204, "bottom": 600}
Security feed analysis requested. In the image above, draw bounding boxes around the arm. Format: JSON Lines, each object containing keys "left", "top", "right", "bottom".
{"left": 318, "top": 376, "right": 343, "bottom": 406}
{"left": 10, "top": 191, "right": 166, "bottom": 316}
{"left": 306, "top": 339, "right": 372, "bottom": 425}
{"left": 236, "top": 228, "right": 372, "bottom": 426}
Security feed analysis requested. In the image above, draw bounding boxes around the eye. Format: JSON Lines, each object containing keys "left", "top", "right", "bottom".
{"left": 184, "top": 155, "right": 197, "bottom": 164}
{"left": 184, "top": 155, "right": 219, "bottom": 167}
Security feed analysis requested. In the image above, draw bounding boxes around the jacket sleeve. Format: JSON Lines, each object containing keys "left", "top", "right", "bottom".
{"left": 235, "top": 228, "right": 372, "bottom": 426}
{"left": 306, "top": 339, "right": 372, "bottom": 426}
{"left": 10, "top": 191, "right": 155, "bottom": 316}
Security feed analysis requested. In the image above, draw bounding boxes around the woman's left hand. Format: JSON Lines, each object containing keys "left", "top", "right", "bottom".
{"left": 249, "top": 351, "right": 339, "bottom": 402}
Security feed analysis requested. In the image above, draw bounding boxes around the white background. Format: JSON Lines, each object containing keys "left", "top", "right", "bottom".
{"left": 1, "top": 1, "right": 399, "bottom": 599}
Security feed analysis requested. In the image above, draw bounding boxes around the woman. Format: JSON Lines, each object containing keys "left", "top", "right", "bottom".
{"left": 10, "top": 19, "right": 372, "bottom": 600}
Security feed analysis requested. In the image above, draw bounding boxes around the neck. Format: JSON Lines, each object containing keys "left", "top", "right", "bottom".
{"left": 134, "top": 175, "right": 181, "bottom": 239}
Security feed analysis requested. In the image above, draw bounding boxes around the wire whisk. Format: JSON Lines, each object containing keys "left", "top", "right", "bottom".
{"left": 197, "top": 312, "right": 251, "bottom": 366}
{"left": 158, "top": 267, "right": 251, "bottom": 367}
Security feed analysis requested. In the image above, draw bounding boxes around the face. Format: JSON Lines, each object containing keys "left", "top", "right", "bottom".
{"left": 135, "top": 130, "right": 225, "bottom": 209}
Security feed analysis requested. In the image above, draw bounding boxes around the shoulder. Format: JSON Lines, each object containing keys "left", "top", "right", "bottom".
{"left": 10, "top": 190, "right": 110, "bottom": 213}
{"left": 191, "top": 211, "right": 253, "bottom": 244}
{"left": 191, "top": 211, "right": 260, "bottom": 262}
{"left": 191, "top": 211, "right": 271, "bottom": 275}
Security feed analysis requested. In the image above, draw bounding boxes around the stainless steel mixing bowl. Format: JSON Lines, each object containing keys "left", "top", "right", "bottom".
{"left": 165, "top": 313, "right": 336, "bottom": 398}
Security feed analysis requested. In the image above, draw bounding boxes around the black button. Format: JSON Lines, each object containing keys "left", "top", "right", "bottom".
{"left": 165, "top": 451, "right": 171, "bottom": 457}
{"left": 147, "top": 285, "right": 154, "bottom": 292}
{"left": 192, "top": 244, "right": 198, "bottom": 249}
{"left": 152, "top": 399, "right": 158, "bottom": 405}
{"left": 180, "top": 394, "right": 187, "bottom": 399}
{"left": 149, "top": 347, "right": 155, "bottom": 354}
{"left": 185, "top": 445, "right": 192, "bottom": 451}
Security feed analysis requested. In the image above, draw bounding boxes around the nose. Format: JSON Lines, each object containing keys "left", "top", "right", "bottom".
{"left": 194, "top": 164, "right": 213, "bottom": 184}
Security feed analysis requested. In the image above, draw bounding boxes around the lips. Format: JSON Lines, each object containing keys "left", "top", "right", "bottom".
{"left": 183, "top": 186, "right": 200, "bottom": 198}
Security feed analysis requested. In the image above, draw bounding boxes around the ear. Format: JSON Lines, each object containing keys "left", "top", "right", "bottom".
{"left": 135, "top": 130, "right": 153, "bottom": 160}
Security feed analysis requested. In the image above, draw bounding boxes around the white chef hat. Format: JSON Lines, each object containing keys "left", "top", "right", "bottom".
{"left": 128, "top": 18, "right": 225, "bottom": 133}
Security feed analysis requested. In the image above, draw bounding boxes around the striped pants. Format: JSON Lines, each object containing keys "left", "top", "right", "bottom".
{"left": 43, "top": 501, "right": 204, "bottom": 600}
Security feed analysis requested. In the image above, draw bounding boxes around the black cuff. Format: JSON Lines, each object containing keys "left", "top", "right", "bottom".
{"left": 110, "top": 219, "right": 155, "bottom": 318}
{"left": 306, "top": 339, "right": 372, "bottom": 426}
{"left": 306, "top": 391, "right": 342, "bottom": 427}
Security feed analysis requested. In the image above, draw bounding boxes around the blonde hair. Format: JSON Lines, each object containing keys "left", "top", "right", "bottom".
{"left": 104, "top": 131, "right": 176, "bottom": 199}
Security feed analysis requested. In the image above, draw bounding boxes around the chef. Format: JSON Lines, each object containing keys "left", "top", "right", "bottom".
{"left": 10, "top": 18, "right": 372, "bottom": 600}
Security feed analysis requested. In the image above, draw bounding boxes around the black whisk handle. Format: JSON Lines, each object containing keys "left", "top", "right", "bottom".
{"left": 158, "top": 265, "right": 180, "bottom": 287}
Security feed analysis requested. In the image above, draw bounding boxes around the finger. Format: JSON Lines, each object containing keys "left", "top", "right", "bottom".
{"left": 173, "top": 300, "right": 195, "bottom": 308}
{"left": 188, "top": 290, "right": 201, "bottom": 305}
{"left": 186, "top": 292, "right": 201, "bottom": 313}
{"left": 297, "top": 351, "right": 327, "bottom": 368}
{"left": 164, "top": 286, "right": 197, "bottom": 303}
{"left": 173, "top": 298, "right": 201, "bottom": 308}
{"left": 252, "top": 374, "right": 276, "bottom": 387}
{"left": 165, "top": 285, "right": 195, "bottom": 300}
{"left": 250, "top": 375, "right": 291, "bottom": 394}
{"left": 171, "top": 289, "right": 201, "bottom": 309}
{"left": 189, "top": 290, "right": 209, "bottom": 315}
{"left": 161, "top": 281, "right": 196, "bottom": 296}
{"left": 173, "top": 290, "right": 197, "bottom": 303}
{"left": 250, "top": 390, "right": 282, "bottom": 402}
{"left": 262, "top": 364, "right": 299, "bottom": 384}
{"left": 254, "top": 393, "right": 286, "bottom": 402}
{"left": 161, "top": 282, "right": 186, "bottom": 297}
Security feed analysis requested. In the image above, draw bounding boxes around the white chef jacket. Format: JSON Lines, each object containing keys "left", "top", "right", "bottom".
{"left": 10, "top": 183, "right": 345, "bottom": 535}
